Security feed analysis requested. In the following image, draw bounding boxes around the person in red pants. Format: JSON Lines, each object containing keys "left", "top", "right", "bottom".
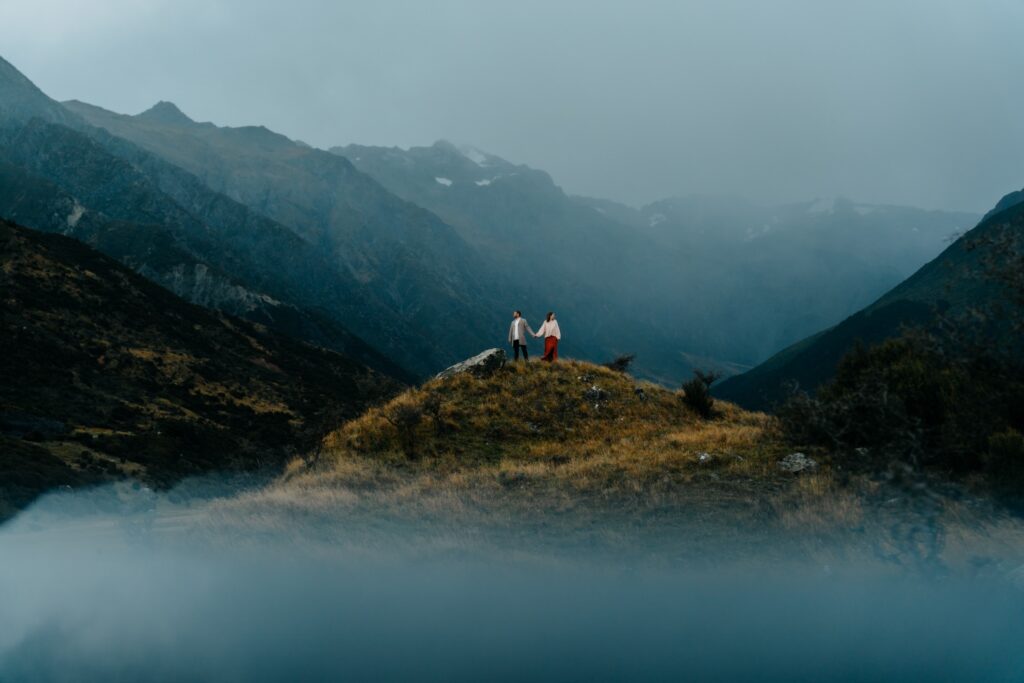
{"left": 534, "top": 311, "right": 561, "bottom": 362}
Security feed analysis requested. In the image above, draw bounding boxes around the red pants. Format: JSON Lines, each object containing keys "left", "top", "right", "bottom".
{"left": 542, "top": 336, "right": 558, "bottom": 362}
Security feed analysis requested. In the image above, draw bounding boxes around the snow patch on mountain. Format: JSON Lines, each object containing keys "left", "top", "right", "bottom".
{"left": 66, "top": 201, "right": 85, "bottom": 230}
{"left": 806, "top": 198, "right": 836, "bottom": 214}
{"left": 435, "top": 177, "right": 453, "bottom": 187}
{"left": 460, "top": 146, "right": 489, "bottom": 166}
{"left": 649, "top": 213, "right": 667, "bottom": 227}
{"left": 474, "top": 179, "right": 491, "bottom": 186}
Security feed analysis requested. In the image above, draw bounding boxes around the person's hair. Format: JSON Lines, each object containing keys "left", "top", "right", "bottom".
{"left": 514, "top": 310, "right": 521, "bottom": 317}
{"left": 546, "top": 311, "right": 554, "bottom": 322}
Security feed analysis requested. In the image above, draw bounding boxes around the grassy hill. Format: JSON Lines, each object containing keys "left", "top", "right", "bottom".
{"left": 223, "top": 359, "right": 888, "bottom": 560}
{"left": 215, "top": 357, "right": 1024, "bottom": 569}
{"left": 0, "top": 220, "right": 401, "bottom": 517}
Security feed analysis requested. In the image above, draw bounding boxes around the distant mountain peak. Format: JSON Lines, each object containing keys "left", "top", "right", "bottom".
{"left": 429, "top": 139, "right": 496, "bottom": 167}
{"left": 983, "top": 187, "right": 1024, "bottom": 222}
{"left": 431, "top": 139, "right": 459, "bottom": 152}
{"left": 0, "top": 55, "right": 37, "bottom": 89}
{"left": 136, "top": 100, "right": 194, "bottom": 125}
{"left": 0, "top": 54, "right": 80, "bottom": 126}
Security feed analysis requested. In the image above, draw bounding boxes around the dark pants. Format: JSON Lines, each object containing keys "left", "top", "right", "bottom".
{"left": 513, "top": 339, "right": 529, "bottom": 361}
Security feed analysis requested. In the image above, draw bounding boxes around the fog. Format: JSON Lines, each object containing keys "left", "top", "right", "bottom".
{"left": 1, "top": 484, "right": 1024, "bottom": 681}
{"left": 2, "top": 0, "right": 1023, "bottom": 212}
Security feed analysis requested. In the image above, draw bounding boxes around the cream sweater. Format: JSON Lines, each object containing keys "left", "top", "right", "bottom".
{"left": 536, "top": 319, "right": 561, "bottom": 340}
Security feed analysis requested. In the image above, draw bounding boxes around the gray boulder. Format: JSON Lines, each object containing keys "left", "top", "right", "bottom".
{"left": 435, "top": 348, "right": 506, "bottom": 380}
{"left": 778, "top": 452, "right": 818, "bottom": 473}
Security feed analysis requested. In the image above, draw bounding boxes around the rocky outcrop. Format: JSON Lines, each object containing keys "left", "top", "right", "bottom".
{"left": 778, "top": 452, "right": 818, "bottom": 473}
{"left": 436, "top": 348, "right": 506, "bottom": 380}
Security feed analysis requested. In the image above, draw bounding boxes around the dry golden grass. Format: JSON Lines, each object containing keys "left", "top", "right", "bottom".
{"left": 218, "top": 361, "right": 804, "bottom": 552}
{"left": 210, "top": 359, "right": 1024, "bottom": 572}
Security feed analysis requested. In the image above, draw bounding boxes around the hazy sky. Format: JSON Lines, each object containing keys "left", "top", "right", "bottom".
{"left": 1, "top": 0, "right": 1022, "bottom": 212}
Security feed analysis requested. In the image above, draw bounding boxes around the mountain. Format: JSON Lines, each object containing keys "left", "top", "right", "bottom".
{"left": 715, "top": 190, "right": 1024, "bottom": 410}
{"left": 0, "top": 54, "right": 516, "bottom": 378}
{"left": 629, "top": 194, "right": 977, "bottom": 363}
{"left": 334, "top": 142, "right": 978, "bottom": 373}
{"left": 332, "top": 140, "right": 689, "bottom": 381}
{"left": 0, "top": 219, "right": 402, "bottom": 516}
{"left": 0, "top": 54, "right": 982, "bottom": 386}
{"left": 0, "top": 56, "right": 77, "bottom": 127}
{"left": 61, "top": 97, "right": 509, "bottom": 374}
{"left": 0, "top": 157, "right": 411, "bottom": 381}
{"left": 0, "top": 116, "right": 418, "bottom": 378}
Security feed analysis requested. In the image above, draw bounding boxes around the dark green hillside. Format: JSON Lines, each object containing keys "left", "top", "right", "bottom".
{"left": 717, "top": 192, "right": 1024, "bottom": 410}
{"left": 0, "top": 220, "right": 401, "bottom": 516}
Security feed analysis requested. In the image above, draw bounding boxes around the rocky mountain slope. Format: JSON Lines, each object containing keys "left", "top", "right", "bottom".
{"left": 0, "top": 219, "right": 401, "bottom": 516}
{"left": 61, "top": 96, "right": 510, "bottom": 373}
{"left": 0, "top": 57, "right": 434, "bottom": 377}
{"left": 716, "top": 190, "right": 1024, "bottom": 409}
{"left": 0, "top": 157, "right": 411, "bottom": 382}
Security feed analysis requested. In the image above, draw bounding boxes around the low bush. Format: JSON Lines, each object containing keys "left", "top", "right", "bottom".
{"left": 681, "top": 370, "right": 721, "bottom": 420}
{"left": 603, "top": 354, "right": 636, "bottom": 374}
{"left": 383, "top": 399, "right": 424, "bottom": 459}
{"left": 779, "top": 337, "right": 1024, "bottom": 476}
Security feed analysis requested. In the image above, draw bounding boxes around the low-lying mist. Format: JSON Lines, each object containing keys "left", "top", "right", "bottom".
{"left": 2, "top": 481, "right": 1024, "bottom": 682}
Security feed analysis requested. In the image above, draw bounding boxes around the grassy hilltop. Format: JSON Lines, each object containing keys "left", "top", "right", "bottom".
{"left": 219, "top": 358, "right": 1024, "bottom": 570}
{"left": 224, "top": 359, "right": 890, "bottom": 563}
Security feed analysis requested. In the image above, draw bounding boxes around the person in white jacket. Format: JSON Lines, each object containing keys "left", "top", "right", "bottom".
{"left": 534, "top": 311, "right": 561, "bottom": 362}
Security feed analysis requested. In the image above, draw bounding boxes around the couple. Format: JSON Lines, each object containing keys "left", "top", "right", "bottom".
{"left": 508, "top": 310, "right": 561, "bottom": 362}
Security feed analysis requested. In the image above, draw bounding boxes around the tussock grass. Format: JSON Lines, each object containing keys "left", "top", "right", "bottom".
{"left": 314, "top": 360, "right": 786, "bottom": 495}
{"left": 215, "top": 359, "right": 1024, "bottom": 570}
{"left": 220, "top": 361, "right": 807, "bottom": 557}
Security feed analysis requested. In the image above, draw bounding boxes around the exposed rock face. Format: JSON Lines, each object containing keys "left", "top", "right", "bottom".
{"left": 436, "top": 348, "right": 506, "bottom": 380}
{"left": 778, "top": 452, "right": 818, "bottom": 473}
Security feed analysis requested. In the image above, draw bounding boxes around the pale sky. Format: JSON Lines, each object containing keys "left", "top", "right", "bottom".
{"left": 2, "top": 0, "right": 1022, "bottom": 212}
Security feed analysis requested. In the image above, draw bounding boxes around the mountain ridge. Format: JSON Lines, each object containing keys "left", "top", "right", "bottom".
{"left": 715, "top": 191, "right": 1024, "bottom": 409}
{"left": 0, "top": 218, "right": 402, "bottom": 516}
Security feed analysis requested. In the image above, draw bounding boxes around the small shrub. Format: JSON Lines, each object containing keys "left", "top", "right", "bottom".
{"left": 422, "top": 393, "right": 446, "bottom": 436}
{"left": 681, "top": 370, "right": 721, "bottom": 419}
{"left": 383, "top": 400, "right": 424, "bottom": 459}
{"left": 603, "top": 354, "right": 636, "bottom": 374}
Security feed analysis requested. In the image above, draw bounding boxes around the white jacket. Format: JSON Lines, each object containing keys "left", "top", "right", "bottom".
{"left": 536, "top": 319, "right": 561, "bottom": 340}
